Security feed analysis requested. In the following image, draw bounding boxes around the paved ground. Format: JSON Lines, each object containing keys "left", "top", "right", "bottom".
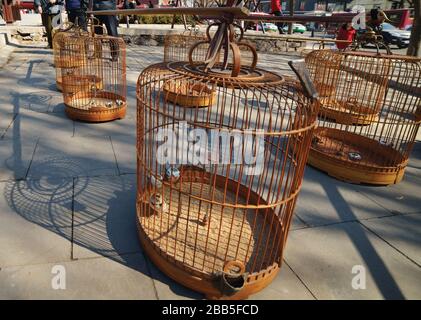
{"left": 0, "top": 42, "right": 420, "bottom": 300}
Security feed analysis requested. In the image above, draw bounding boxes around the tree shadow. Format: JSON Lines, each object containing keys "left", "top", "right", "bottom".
{"left": 317, "top": 175, "right": 406, "bottom": 299}
{"left": 3, "top": 151, "right": 201, "bottom": 299}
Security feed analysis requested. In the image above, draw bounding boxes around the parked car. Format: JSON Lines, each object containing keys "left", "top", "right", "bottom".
{"left": 381, "top": 22, "right": 411, "bottom": 48}
{"left": 256, "top": 22, "right": 278, "bottom": 32}
{"left": 282, "top": 23, "right": 306, "bottom": 34}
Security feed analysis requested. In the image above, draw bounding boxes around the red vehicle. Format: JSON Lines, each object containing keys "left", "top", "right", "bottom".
{"left": 18, "top": 0, "right": 34, "bottom": 11}
{"left": 385, "top": 8, "right": 413, "bottom": 29}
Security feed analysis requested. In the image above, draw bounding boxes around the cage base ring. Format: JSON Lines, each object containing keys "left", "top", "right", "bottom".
{"left": 136, "top": 218, "right": 280, "bottom": 300}
{"left": 308, "top": 128, "right": 407, "bottom": 185}
{"left": 65, "top": 105, "right": 126, "bottom": 122}
{"left": 319, "top": 99, "right": 379, "bottom": 125}
{"left": 163, "top": 81, "right": 215, "bottom": 108}
{"left": 136, "top": 167, "right": 283, "bottom": 299}
{"left": 64, "top": 91, "right": 126, "bottom": 122}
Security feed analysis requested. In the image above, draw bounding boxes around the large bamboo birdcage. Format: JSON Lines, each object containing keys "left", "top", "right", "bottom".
{"left": 136, "top": 21, "right": 319, "bottom": 299}
{"left": 306, "top": 50, "right": 421, "bottom": 185}
{"left": 60, "top": 26, "right": 127, "bottom": 122}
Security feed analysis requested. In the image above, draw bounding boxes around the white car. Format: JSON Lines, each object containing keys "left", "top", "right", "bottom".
{"left": 282, "top": 23, "right": 307, "bottom": 34}
{"left": 256, "top": 23, "right": 278, "bottom": 32}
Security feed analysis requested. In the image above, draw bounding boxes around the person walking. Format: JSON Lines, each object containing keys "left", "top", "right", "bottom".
{"left": 92, "top": 0, "right": 118, "bottom": 37}
{"left": 271, "top": 0, "right": 284, "bottom": 35}
{"left": 66, "top": 0, "right": 88, "bottom": 30}
{"left": 35, "top": 0, "right": 65, "bottom": 48}
{"left": 122, "top": 0, "right": 138, "bottom": 24}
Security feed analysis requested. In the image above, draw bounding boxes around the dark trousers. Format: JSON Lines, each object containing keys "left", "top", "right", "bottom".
{"left": 94, "top": 14, "right": 118, "bottom": 37}
{"left": 273, "top": 11, "right": 285, "bottom": 34}
{"left": 93, "top": 14, "right": 119, "bottom": 60}
{"left": 68, "top": 9, "right": 87, "bottom": 30}
{"left": 41, "top": 13, "right": 53, "bottom": 48}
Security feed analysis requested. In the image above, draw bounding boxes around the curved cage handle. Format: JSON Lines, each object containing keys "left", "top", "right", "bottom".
{"left": 188, "top": 40, "right": 210, "bottom": 66}
{"left": 66, "top": 17, "right": 91, "bottom": 37}
{"left": 59, "top": 21, "right": 75, "bottom": 33}
{"left": 237, "top": 41, "right": 257, "bottom": 72}
{"left": 52, "top": 18, "right": 81, "bottom": 36}
{"left": 188, "top": 40, "right": 256, "bottom": 77}
{"left": 86, "top": 16, "right": 108, "bottom": 37}
{"left": 213, "top": 261, "right": 248, "bottom": 297}
{"left": 187, "top": 40, "right": 242, "bottom": 76}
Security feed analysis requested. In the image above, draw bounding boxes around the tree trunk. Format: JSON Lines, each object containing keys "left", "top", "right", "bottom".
{"left": 407, "top": 0, "right": 420, "bottom": 56}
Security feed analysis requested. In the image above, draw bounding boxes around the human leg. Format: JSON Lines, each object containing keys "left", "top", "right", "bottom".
{"left": 41, "top": 13, "right": 53, "bottom": 48}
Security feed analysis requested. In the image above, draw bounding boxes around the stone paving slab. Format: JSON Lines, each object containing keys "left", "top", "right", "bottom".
{"left": 73, "top": 114, "right": 136, "bottom": 138}
{"left": 110, "top": 134, "right": 137, "bottom": 175}
{"left": 0, "top": 179, "right": 72, "bottom": 268}
{"left": 290, "top": 215, "right": 308, "bottom": 230}
{"left": 0, "top": 44, "right": 14, "bottom": 69}
{"left": 355, "top": 172, "right": 421, "bottom": 215}
{"left": 72, "top": 174, "right": 142, "bottom": 260}
{"left": 145, "top": 258, "right": 204, "bottom": 300}
{"left": 406, "top": 141, "right": 421, "bottom": 177}
{"left": 295, "top": 167, "right": 393, "bottom": 227}
{"left": 0, "top": 111, "right": 16, "bottom": 138}
{"left": 284, "top": 222, "right": 421, "bottom": 299}
{"left": 27, "top": 136, "right": 119, "bottom": 179}
{"left": 6, "top": 90, "right": 61, "bottom": 113}
{"left": 0, "top": 253, "right": 156, "bottom": 299}
{"left": 361, "top": 214, "right": 421, "bottom": 267}
{"left": 249, "top": 263, "right": 315, "bottom": 300}
{"left": 0, "top": 138, "right": 37, "bottom": 181}
{"left": 2, "top": 108, "right": 73, "bottom": 142}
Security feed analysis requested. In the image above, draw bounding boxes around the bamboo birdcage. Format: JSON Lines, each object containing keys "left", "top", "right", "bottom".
{"left": 136, "top": 21, "right": 319, "bottom": 299}
{"left": 306, "top": 50, "right": 390, "bottom": 125}
{"left": 53, "top": 24, "right": 87, "bottom": 92}
{"left": 61, "top": 31, "right": 127, "bottom": 122}
{"left": 164, "top": 32, "right": 208, "bottom": 62}
{"left": 306, "top": 50, "right": 421, "bottom": 185}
